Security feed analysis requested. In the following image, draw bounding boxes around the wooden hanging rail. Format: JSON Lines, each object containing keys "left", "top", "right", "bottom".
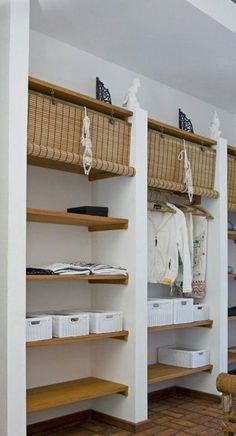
{"left": 26, "top": 274, "right": 129, "bottom": 284}
{"left": 148, "top": 320, "right": 213, "bottom": 333}
{"left": 148, "top": 118, "right": 217, "bottom": 147}
{"left": 148, "top": 363, "right": 213, "bottom": 384}
{"left": 27, "top": 377, "right": 128, "bottom": 413}
{"left": 27, "top": 208, "right": 128, "bottom": 231}
{"left": 29, "top": 77, "right": 132, "bottom": 121}
{"left": 228, "top": 316, "right": 236, "bottom": 321}
{"left": 27, "top": 330, "right": 129, "bottom": 347}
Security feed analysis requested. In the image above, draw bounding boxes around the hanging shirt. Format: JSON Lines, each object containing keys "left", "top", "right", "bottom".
{"left": 148, "top": 204, "right": 192, "bottom": 293}
{"left": 192, "top": 216, "right": 207, "bottom": 298}
{"left": 173, "top": 214, "right": 207, "bottom": 299}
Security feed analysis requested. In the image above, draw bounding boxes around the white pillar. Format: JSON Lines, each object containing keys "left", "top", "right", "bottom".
{"left": 91, "top": 108, "right": 148, "bottom": 423}
{"left": 0, "top": 1, "right": 29, "bottom": 435}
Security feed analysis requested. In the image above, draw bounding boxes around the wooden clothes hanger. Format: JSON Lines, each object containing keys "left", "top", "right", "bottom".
{"left": 147, "top": 188, "right": 213, "bottom": 219}
{"left": 193, "top": 205, "right": 214, "bottom": 220}
{"left": 178, "top": 204, "right": 214, "bottom": 219}
{"left": 148, "top": 200, "right": 176, "bottom": 214}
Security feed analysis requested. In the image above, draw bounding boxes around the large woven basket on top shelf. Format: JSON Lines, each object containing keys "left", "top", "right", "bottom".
{"left": 148, "top": 129, "right": 218, "bottom": 198}
{"left": 228, "top": 154, "right": 236, "bottom": 211}
{"left": 27, "top": 90, "right": 132, "bottom": 175}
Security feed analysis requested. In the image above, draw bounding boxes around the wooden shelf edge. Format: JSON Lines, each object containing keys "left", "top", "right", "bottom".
{"left": 27, "top": 155, "right": 135, "bottom": 181}
{"left": 148, "top": 363, "right": 213, "bottom": 385}
{"left": 27, "top": 376, "right": 128, "bottom": 413}
{"left": 29, "top": 76, "right": 133, "bottom": 121}
{"left": 228, "top": 349, "right": 236, "bottom": 364}
{"left": 148, "top": 320, "right": 213, "bottom": 333}
{"left": 26, "top": 274, "right": 128, "bottom": 284}
{"left": 229, "top": 316, "right": 236, "bottom": 320}
{"left": 27, "top": 330, "right": 129, "bottom": 347}
{"left": 148, "top": 118, "right": 216, "bottom": 147}
{"left": 27, "top": 207, "right": 128, "bottom": 231}
{"left": 228, "top": 145, "right": 236, "bottom": 156}
{"left": 228, "top": 274, "right": 236, "bottom": 279}
{"left": 228, "top": 231, "right": 236, "bottom": 241}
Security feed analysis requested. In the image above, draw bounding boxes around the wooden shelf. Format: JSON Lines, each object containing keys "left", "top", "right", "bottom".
{"left": 228, "top": 231, "right": 236, "bottom": 241}
{"left": 228, "top": 349, "right": 236, "bottom": 364}
{"left": 27, "top": 330, "right": 129, "bottom": 347}
{"left": 26, "top": 274, "right": 128, "bottom": 284}
{"left": 229, "top": 316, "right": 236, "bottom": 321}
{"left": 228, "top": 274, "right": 236, "bottom": 280}
{"left": 27, "top": 376, "right": 128, "bottom": 412}
{"left": 148, "top": 363, "right": 213, "bottom": 384}
{"left": 29, "top": 77, "right": 132, "bottom": 121}
{"left": 148, "top": 118, "right": 216, "bottom": 147}
{"left": 27, "top": 208, "right": 128, "bottom": 232}
{"left": 228, "top": 145, "right": 236, "bottom": 156}
{"left": 148, "top": 320, "right": 213, "bottom": 333}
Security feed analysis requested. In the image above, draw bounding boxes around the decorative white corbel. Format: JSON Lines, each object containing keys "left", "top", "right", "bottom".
{"left": 209, "top": 110, "right": 222, "bottom": 142}
{"left": 123, "top": 78, "right": 141, "bottom": 111}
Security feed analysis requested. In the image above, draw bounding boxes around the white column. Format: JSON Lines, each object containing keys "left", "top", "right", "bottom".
{"left": 91, "top": 108, "right": 148, "bottom": 423}
{"left": 0, "top": 1, "right": 29, "bottom": 435}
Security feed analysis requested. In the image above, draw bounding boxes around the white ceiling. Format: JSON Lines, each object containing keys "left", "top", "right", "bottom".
{"left": 30, "top": 0, "right": 236, "bottom": 113}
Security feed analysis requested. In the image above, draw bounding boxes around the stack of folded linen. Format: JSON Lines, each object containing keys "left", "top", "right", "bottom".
{"left": 26, "top": 261, "right": 128, "bottom": 276}
{"left": 83, "top": 262, "right": 128, "bottom": 276}
{"left": 26, "top": 267, "right": 54, "bottom": 275}
{"left": 46, "top": 263, "right": 91, "bottom": 275}
{"left": 26, "top": 263, "right": 90, "bottom": 275}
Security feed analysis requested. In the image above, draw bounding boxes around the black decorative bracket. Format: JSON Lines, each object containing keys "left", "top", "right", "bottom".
{"left": 179, "top": 108, "right": 194, "bottom": 133}
{"left": 96, "top": 77, "right": 112, "bottom": 104}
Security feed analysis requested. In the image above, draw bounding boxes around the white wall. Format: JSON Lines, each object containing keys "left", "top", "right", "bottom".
{"left": 29, "top": 30, "right": 236, "bottom": 145}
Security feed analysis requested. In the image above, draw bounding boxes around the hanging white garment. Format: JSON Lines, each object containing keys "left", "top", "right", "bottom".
{"left": 192, "top": 216, "right": 207, "bottom": 298}
{"left": 185, "top": 213, "right": 194, "bottom": 267}
{"left": 174, "top": 212, "right": 193, "bottom": 292}
{"left": 173, "top": 214, "right": 207, "bottom": 299}
{"left": 148, "top": 204, "right": 192, "bottom": 293}
{"left": 81, "top": 107, "right": 93, "bottom": 175}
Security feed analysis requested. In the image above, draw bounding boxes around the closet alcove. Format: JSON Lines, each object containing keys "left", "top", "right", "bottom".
{"left": 1, "top": 7, "right": 230, "bottom": 433}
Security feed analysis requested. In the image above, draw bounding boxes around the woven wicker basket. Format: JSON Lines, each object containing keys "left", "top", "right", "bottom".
{"left": 148, "top": 129, "right": 217, "bottom": 197}
{"left": 28, "top": 90, "right": 131, "bottom": 170}
{"left": 228, "top": 154, "right": 236, "bottom": 210}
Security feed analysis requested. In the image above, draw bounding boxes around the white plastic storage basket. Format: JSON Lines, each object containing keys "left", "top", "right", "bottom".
{"left": 158, "top": 346, "right": 210, "bottom": 368}
{"left": 173, "top": 298, "right": 193, "bottom": 324}
{"left": 193, "top": 304, "right": 209, "bottom": 321}
{"left": 26, "top": 315, "right": 52, "bottom": 342}
{"left": 52, "top": 313, "right": 90, "bottom": 337}
{"left": 89, "top": 310, "right": 123, "bottom": 333}
{"left": 148, "top": 298, "right": 173, "bottom": 327}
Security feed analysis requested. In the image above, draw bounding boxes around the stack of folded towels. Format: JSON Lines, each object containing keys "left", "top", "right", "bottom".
{"left": 26, "top": 262, "right": 128, "bottom": 276}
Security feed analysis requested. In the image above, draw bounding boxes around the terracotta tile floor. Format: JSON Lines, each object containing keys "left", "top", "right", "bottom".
{"left": 33, "top": 394, "right": 224, "bottom": 435}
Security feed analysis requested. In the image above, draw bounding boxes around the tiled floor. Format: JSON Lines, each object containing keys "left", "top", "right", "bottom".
{"left": 33, "top": 393, "right": 224, "bottom": 435}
